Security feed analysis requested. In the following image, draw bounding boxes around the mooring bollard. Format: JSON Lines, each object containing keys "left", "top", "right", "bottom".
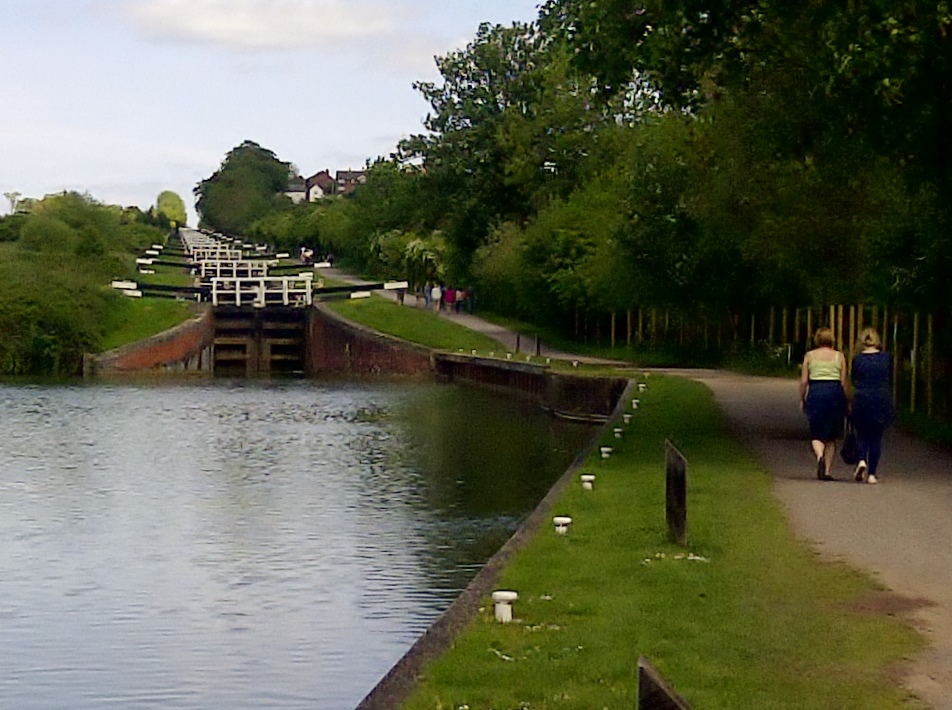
{"left": 614, "top": 427, "right": 623, "bottom": 439}
{"left": 638, "top": 383, "right": 647, "bottom": 392}
{"left": 623, "top": 413, "right": 633, "bottom": 425}
{"left": 581, "top": 474, "right": 595, "bottom": 490}
{"left": 492, "top": 590, "right": 518, "bottom": 623}
{"left": 600, "top": 446, "right": 613, "bottom": 459}
{"left": 553, "top": 516, "right": 572, "bottom": 535}
{"left": 632, "top": 399, "right": 641, "bottom": 410}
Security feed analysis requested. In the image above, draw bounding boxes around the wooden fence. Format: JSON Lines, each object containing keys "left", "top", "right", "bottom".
{"left": 597, "top": 305, "right": 951, "bottom": 421}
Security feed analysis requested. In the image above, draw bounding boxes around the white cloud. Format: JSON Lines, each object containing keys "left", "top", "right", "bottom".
{"left": 120, "top": 0, "right": 401, "bottom": 49}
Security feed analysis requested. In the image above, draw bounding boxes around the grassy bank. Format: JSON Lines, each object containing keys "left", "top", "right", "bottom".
{"left": 400, "top": 375, "right": 922, "bottom": 709}
{"left": 327, "top": 295, "right": 504, "bottom": 353}
{"left": 99, "top": 297, "right": 195, "bottom": 351}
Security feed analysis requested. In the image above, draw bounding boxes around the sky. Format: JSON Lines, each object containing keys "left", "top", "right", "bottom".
{"left": 1, "top": 0, "right": 543, "bottom": 224}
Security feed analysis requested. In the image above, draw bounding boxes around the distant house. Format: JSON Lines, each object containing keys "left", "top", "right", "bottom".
{"left": 335, "top": 170, "right": 367, "bottom": 196}
{"left": 285, "top": 175, "right": 307, "bottom": 204}
{"left": 305, "top": 170, "right": 336, "bottom": 201}
{"left": 301, "top": 168, "right": 367, "bottom": 200}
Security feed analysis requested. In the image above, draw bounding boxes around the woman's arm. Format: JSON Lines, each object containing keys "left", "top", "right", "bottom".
{"left": 799, "top": 352, "right": 811, "bottom": 407}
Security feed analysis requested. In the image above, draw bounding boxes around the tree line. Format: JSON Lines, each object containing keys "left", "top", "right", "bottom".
{"left": 0, "top": 191, "right": 174, "bottom": 375}
{"left": 196, "top": 2, "right": 951, "bottom": 351}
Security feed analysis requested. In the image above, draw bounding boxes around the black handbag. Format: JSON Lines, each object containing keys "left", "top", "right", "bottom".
{"left": 841, "top": 423, "right": 859, "bottom": 465}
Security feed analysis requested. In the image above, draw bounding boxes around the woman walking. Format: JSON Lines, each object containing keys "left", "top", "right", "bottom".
{"left": 800, "top": 327, "right": 848, "bottom": 480}
{"left": 850, "top": 327, "right": 894, "bottom": 484}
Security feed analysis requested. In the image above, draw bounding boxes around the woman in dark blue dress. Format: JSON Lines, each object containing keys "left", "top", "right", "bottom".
{"left": 850, "top": 327, "right": 894, "bottom": 484}
{"left": 799, "top": 327, "right": 848, "bottom": 480}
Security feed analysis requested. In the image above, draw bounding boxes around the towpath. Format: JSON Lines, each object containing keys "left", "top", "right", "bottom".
{"left": 673, "top": 369, "right": 952, "bottom": 709}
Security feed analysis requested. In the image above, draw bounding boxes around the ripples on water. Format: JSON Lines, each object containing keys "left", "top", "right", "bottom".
{"left": 0, "top": 380, "right": 593, "bottom": 709}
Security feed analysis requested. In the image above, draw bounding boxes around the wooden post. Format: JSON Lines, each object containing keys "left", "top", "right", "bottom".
{"left": 892, "top": 313, "right": 900, "bottom": 408}
{"left": 664, "top": 440, "right": 688, "bottom": 546}
{"left": 872, "top": 305, "right": 879, "bottom": 331}
{"left": 882, "top": 307, "right": 889, "bottom": 351}
{"left": 768, "top": 306, "right": 776, "bottom": 346}
{"left": 849, "top": 305, "right": 857, "bottom": 359}
{"left": 750, "top": 313, "right": 756, "bottom": 348}
{"left": 781, "top": 307, "right": 789, "bottom": 345}
{"left": 911, "top": 312, "right": 920, "bottom": 414}
{"left": 807, "top": 307, "right": 814, "bottom": 345}
{"left": 927, "top": 312, "right": 934, "bottom": 418}
{"left": 638, "top": 657, "right": 693, "bottom": 710}
{"left": 638, "top": 307, "right": 645, "bottom": 343}
{"left": 836, "top": 305, "right": 844, "bottom": 350}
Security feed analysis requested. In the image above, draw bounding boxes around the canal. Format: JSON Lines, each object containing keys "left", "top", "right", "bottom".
{"left": 0, "top": 379, "right": 595, "bottom": 709}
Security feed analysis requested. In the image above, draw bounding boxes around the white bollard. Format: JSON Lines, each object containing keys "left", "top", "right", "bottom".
{"left": 614, "top": 428, "right": 623, "bottom": 439}
{"left": 553, "top": 516, "right": 573, "bottom": 535}
{"left": 581, "top": 474, "right": 595, "bottom": 490}
{"left": 623, "top": 413, "right": 632, "bottom": 425}
{"left": 632, "top": 399, "right": 640, "bottom": 410}
{"left": 492, "top": 590, "right": 518, "bottom": 623}
{"left": 638, "top": 383, "right": 647, "bottom": 392}
{"left": 600, "top": 446, "right": 613, "bottom": 459}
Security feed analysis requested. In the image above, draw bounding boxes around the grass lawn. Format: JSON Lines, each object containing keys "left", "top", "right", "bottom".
{"left": 99, "top": 296, "right": 196, "bottom": 351}
{"left": 327, "top": 295, "right": 504, "bottom": 353}
{"left": 401, "top": 375, "right": 923, "bottom": 709}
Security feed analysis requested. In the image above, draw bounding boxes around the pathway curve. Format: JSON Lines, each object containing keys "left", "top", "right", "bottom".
{"left": 672, "top": 369, "right": 952, "bottom": 709}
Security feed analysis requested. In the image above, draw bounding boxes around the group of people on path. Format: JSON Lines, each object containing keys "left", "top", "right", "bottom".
{"left": 799, "top": 326, "right": 894, "bottom": 484}
{"left": 423, "top": 283, "right": 472, "bottom": 314}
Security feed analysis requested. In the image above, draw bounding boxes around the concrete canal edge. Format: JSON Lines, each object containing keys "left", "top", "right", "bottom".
{"left": 354, "top": 379, "right": 637, "bottom": 710}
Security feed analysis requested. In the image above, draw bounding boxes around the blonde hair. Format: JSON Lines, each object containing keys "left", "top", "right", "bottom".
{"left": 858, "top": 326, "right": 882, "bottom": 350}
{"left": 813, "top": 327, "right": 834, "bottom": 348}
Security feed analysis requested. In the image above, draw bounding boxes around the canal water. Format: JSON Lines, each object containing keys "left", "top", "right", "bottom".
{"left": 0, "top": 380, "right": 594, "bottom": 709}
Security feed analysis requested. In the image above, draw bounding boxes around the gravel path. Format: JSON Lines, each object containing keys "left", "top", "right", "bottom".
{"left": 673, "top": 369, "right": 952, "bottom": 709}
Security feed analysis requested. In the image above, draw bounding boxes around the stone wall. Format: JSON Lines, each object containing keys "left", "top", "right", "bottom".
{"left": 83, "top": 307, "right": 214, "bottom": 376}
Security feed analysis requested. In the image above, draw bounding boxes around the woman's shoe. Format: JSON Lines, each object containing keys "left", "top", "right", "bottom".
{"left": 867, "top": 474, "right": 878, "bottom": 484}
{"left": 817, "top": 459, "right": 834, "bottom": 481}
{"left": 854, "top": 460, "right": 868, "bottom": 482}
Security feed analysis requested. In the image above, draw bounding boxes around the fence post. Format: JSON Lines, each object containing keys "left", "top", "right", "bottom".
{"left": 638, "top": 657, "right": 693, "bottom": 709}
{"left": 664, "top": 440, "right": 688, "bottom": 546}
{"left": 911, "top": 312, "right": 920, "bottom": 414}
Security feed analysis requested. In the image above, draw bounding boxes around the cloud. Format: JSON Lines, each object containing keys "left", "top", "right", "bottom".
{"left": 120, "top": 0, "right": 401, "bottom": 50}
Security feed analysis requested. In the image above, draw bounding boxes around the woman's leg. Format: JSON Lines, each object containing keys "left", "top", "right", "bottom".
{"left": 811, "top": 439, "right": 825, "bottom": 461}
{"left": 822, "top": 440, "right": 836, "bottom": 475}
{"left": 866, "top": 424, "right": 885, "bottom": 476}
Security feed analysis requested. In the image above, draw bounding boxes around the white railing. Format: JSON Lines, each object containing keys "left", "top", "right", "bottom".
{"left": 211, "top": 274, "right": 314, "bottom": 307}
{"left": 200, "top": 260, "right": 273, "bottom": 279}
{"left": 190, "top": 247, "right": 244, "bottom": 262}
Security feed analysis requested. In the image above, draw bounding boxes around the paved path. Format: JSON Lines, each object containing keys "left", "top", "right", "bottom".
{"left": 673, "top": 370, "right": 952, "bottom": 709}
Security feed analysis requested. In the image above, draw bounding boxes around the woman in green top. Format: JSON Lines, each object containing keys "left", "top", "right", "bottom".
{"left": 799, "top": 327, "right": 848, "bottom": 480}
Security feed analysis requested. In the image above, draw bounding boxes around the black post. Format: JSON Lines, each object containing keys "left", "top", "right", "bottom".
{"left": 535, "top": 336, "right": 541, "bottom": 356}
{"left": 664, "top": 440, "right": 688, "bottom": 546}
{"left": 516, "top": 333, "right": 521, "bottom": 353}
{"left": 638, "top": 657, "right": 692, "bottom": 709}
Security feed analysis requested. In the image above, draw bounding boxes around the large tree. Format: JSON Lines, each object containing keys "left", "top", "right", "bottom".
{"left": 155, "top": 190, "right": 187, "bottom": 227}
{"left": 194, "top": 140, "right": 293, "bottom": 235}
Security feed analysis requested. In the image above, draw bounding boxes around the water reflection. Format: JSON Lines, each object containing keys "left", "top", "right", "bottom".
{"left": 0, "top": 380, "right": 593, "bottom": 709}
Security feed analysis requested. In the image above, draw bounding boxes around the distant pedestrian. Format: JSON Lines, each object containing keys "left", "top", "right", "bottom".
{"left": 430, "top": 284, "right": 442, "bottom": 313}
{"left": 850, "top": 327, "right": 894, "bottom": 484}
{"left": 423, "top": 282, "right": 432, "bottom": 309}
{"left": 444, "top": 286, "right": 456, "bottom": 313}
{"left": 799, "top": 327, "right": 848, "bottom": 480}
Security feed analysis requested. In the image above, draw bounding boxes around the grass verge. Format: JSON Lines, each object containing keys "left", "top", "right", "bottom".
{"left": 327, "top": 295, "right": 504, "bottom": 353}
{"left": 400, "top": 375, "right": 923, "bottom": 709}
{"left": 99, "top": 296, "right": 195, "bottom": 352}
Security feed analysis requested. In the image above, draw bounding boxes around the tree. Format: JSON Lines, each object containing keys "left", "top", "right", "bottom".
{"left": 194, "top": 140, "right": 293, "bottom": 235}
{"left": 155, "top": 190, "right": 187, "bottom": 227}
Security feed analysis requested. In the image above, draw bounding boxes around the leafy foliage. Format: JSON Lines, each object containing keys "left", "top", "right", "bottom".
{"left": 194, "top": 140, "right": 293, "bottom": 235}
{"left": 0, "top": 192, "right": 167, "bottom": 376}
